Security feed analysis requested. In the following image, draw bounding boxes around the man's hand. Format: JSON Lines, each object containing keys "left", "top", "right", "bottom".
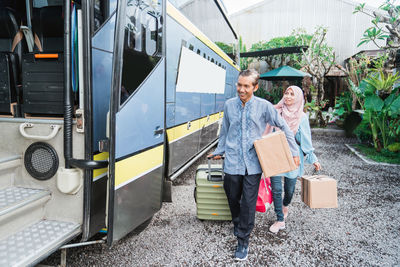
{"left": 313, "top": 162, "right": 321, "bottom": 171}
{"left": 207, "top": 153, "right": 222, "bottom": 160}
{"left": 293, "top": 156, "right": 300, "bottom": 167}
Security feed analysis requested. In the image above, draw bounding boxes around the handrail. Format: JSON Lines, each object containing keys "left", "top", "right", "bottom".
{"left": 19, "top": 123, "right": 61, "bottom": 141}
{"left": 0, "top": 155, "right": 21, "bottom": 165}
{"left": 69, "top": 158, "right": 108, "bottom": 170}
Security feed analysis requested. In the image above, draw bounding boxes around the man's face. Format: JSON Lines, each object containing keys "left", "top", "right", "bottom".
{"left": 236, "top": 75, "right": 258, "bottom": 104}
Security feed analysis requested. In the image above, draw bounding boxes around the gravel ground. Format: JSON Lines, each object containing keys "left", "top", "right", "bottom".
{"left": 42, "top": 135, "right": 400, "bottom": 266}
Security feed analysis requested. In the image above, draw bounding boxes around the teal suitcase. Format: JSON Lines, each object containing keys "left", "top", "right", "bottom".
{"left": 195, "top": 159, "right": 232, "bottom": 220}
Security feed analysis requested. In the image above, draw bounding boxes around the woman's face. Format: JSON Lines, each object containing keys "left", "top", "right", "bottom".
{"left": 284, "top": 88, "right": 295, "bottom": 106}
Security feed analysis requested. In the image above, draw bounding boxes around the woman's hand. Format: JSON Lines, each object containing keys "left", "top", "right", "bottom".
{"left": 207, "top": 154, "right": 222, "bottom": 160}
{"left": 293, "top": 156, "right": 300, "bottom": 167}
{"left": 313, "top": 162, "right": 321, "bottom": 171}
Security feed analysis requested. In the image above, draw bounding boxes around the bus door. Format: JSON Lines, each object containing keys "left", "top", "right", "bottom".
{"left": 107, "top": 0, "right": 165, "bottom": 245}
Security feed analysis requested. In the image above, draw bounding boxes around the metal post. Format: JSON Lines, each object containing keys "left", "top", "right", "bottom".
{"left": 25, "top": 0, "right": 32, "bottom": 29}
{"left": 60, "top": 248, "right": 67, "bottom": 267}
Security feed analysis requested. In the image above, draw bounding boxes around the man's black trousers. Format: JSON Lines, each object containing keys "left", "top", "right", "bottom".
{"left": 223, "top": 172, "right": 262, "bottom": 246}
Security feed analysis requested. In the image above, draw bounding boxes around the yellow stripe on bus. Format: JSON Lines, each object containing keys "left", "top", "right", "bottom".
{"left": 167, "top": 112, "right": 223, "bottom": 143}
{"left": 115, "top": 145, "right": 164, "bottom": 188}
{"left": 93, "top": 152, "right": 109, "bottom": 179}
{"left": 166, "top": 2, "right": 240, "bottom": 71}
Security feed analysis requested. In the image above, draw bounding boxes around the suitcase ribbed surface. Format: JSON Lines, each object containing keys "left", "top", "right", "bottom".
{"left": 195, "top": 164, "right": 231, "bottom": 220}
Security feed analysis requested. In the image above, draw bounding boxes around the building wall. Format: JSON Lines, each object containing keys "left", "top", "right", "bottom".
{"left": 228, "top": 0, "right": 383, "bottom": 64}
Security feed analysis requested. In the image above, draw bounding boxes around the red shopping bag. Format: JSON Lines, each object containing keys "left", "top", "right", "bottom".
{"left": 256, "top": 176, "right": 272, "bottom": 213}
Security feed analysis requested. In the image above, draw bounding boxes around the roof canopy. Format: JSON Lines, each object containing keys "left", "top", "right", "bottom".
{"left": 260, "top": 66, "right": 311, "bottom": 81}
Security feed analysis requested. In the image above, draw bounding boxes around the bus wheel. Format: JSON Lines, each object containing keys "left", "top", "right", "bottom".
{"left": 132, "top": 216, "right": 153, "bottom": 235}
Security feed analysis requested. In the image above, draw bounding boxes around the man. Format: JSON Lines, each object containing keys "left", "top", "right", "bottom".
{"left": 208, "top": 69, "right": 299, "bottom": 261}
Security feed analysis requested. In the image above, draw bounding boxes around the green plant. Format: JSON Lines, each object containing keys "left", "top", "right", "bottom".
{"left": 305, "top": 99, "right": 329, "bottom": 126}
{"left": 266, "top": 84, "right": 283, "bottom": 104}
{"left": 388, "top": 117, "right": 400, "bottom": 140}
{"left": 354, "top": 119, "right": 373, "bottom": 144}
{"left": 354, "top": 0, "right": 400, "bottom": 68}
{"left": 360, "top": 75, "right": 400, "bottom": 150}
{"left": 300, "top": 26, "right": 336, "bottom": 127}
{"left": 333, "top": 91, "right": 353, "bottom": 119}
{"left": 304, "top": 99, "right": 328, "bottom": 112}
{"left": 215, "top": 42, "right": 234, "bottom": 54}
{"left": 254, "top": 86, "right": 268, "bottom": 100}
{"left": 364, "top": 70, "right": 400, "bottom": 95}
{"left": 353, "top": 144, "right": 400, "bottom": 164}
{"left": 387, "top": 142, "right": 400, "bottom": 152}
{"left": 249, "top": 28, "right": 312, "bottom": 70}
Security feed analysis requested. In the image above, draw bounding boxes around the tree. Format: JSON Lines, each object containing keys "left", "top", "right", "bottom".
{"left": 342, "top": 54, "right": 371, "bottom": 109}
{"left": 248, "top": 29, "right": 312, "bottom": 70}
{"left": 354, "top": 0, "right": 400, "bottom": 68}
{"left": 215, "top": 41, "right": 233, "bottom": 54}
{"left": 300, "top": 26, "right": 336, "bottom": 127}
{"left": 215, "top": 36, "right": 247, "bottom": 68}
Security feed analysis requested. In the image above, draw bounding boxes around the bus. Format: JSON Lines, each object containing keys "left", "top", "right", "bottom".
{"left": 0, "top": 0, "right": 239, "bottom": 265}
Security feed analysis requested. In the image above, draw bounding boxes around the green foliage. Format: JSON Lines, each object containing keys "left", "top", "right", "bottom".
{"left": 266, "top": 85, "right": 283, "bottom": 104}
{"left": 215, "top": 42, "right": 233, "bottom": 54}
{"left": 354, "top": 0, "right": 400, "bottom": 67}
{"left": 353, "top": 144, "right": 400, "bottom": 164}
{"left": 358, "top": 27, "right": 390, "bottom": 47}
{"left": 364, "top": 71, "right": 400, "bottom": 93}
{"left": 254, "top": 87, "right": 268, "bottom": 100}
{"left": 254, "top": 84, "right": 283, "bottom": 104}
{"left": 358, "top": 71, "right": 400, "bottom": 150}
{"left": 248, "top": 29, "right": 312, "bottom": 70}
{"left": 333, "top": 91, "right": 353, "bottom": 119}
{"left": 300, "top": 26, "right": 336, "bottom": 127}
{"left": 354, "top": 119, "right": 373, "bottom": 144}
{"left": 304, "top": 99, "right": 328, "bottom": 112}
{"left": 238, "top": 36, "right": 248, "bottom": 70}
{"left": 387, "top": 142, "right": 400, "bottom": 152}
{"left": 388, "top": 117, "right": 400, "bottom": 140}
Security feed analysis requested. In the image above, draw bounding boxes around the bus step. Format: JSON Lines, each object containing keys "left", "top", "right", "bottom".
{"left": 0, "top": 187, "right": 50, "bottom": 217}
{"left": 0, "top": 219, "right": 80, "bottom": 267}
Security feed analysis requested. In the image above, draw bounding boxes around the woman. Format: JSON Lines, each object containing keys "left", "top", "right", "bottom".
{"left": 265, "top": 85, "right": 321, "bottom": 234}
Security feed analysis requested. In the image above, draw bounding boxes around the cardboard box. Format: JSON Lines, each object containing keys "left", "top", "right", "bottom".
{"left": 254, "top": 131, "right": 297, "bottom": 177}
{"left": 301, "top": 175, "right": 338, "bottom": 208}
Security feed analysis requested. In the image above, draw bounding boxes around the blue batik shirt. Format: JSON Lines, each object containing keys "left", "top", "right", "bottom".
{"left": 213, "top": 96, "right": 299, "bottom": 175}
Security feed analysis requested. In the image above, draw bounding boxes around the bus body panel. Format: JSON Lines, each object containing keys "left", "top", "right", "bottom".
{"left": 165, "top": 9, "right": 239, "bottom": 177}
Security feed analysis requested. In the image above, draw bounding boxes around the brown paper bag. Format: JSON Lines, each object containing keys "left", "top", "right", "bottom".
{"left": 253, "top": 131, "right": 297, "bottom": 177}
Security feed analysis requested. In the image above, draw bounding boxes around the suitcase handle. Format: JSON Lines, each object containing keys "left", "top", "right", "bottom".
{"left": 207, "top": 157, "right": 224, "bottom": 181}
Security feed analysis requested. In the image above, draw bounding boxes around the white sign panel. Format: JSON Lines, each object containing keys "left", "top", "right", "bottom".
{"left": 176, "top": 46, "right": 226, "bottom": 94}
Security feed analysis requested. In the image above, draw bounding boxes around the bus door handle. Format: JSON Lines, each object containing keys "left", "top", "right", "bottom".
{"left": 154, "top": 126, "right": 164, "bottom": 137}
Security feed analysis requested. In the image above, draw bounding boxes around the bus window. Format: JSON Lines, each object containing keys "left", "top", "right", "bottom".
{"left": 211, "top": 58, "right": 214, "bottom": 63}
{"left": 145, "top": 13, "right": 157, "bottom": 56}
{"left": 196, "top": 49, "right": 200, "bottom": 55}
{"left": 203, "top": 53, "right": 206, "bottom": 58}
{"left": 93, "top": 0, "right": 116, "bottom": 33}
{"left": 188, "top": 44, "right": 194, "bottom": 51}
{"left": 94, "top": 0, "right": 104, "bottom": 32}
{"left": 120, "top": 0, "right": 162, "bottom": 105}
